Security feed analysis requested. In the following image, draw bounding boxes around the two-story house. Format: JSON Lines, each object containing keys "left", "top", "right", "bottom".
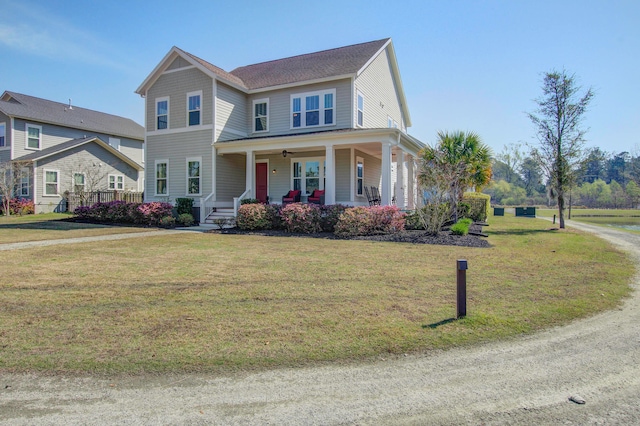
{"left": 0, "top": 91, "right": 145, "bottom": 213}
{"left": 135, "top": 38, "right": 425, "bottom": 222}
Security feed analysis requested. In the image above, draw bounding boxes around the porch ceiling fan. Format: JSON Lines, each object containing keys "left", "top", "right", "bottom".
{"left": 282, "top": 150, "right": 297, "bottom": 158}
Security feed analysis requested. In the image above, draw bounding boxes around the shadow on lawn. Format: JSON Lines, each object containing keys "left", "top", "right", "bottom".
{"left": 423, "top": 318, "right": 458, "bottom": 329}
{"left": 0, "top": 220, "right": 120, "bottom": 231}
{"left": 487, "top": 228, "right": 560, "bottom": 237}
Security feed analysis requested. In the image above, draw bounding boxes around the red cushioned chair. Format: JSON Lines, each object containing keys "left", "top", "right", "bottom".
{"left": 282, "top": 190, "right": 301, "bottom": 205}
{"left": 308, "top": 189, "right": 325, "bottom": 205}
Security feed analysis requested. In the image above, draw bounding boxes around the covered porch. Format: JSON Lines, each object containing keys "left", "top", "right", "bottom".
{"left": 202, "top": 129, "right": 424, "bottom": 221}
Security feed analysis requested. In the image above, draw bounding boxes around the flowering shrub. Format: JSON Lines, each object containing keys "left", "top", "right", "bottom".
{"left": 319, "top": 204, "right": 348, "bottom": 232}
{"left": 137, "top": 202, "right": 173, "bottom": 226}
{"left": 280, "top": 203, "right": 322, "bottom": 233}
{"left": 264, "top": 204, "right": 283, "bottom": 230}
{"left": 1, "top": 198, "right": 35, "bottom": 215}
{"left": 334, "top": 205, "right": 406, "bottom": 237}
{"left": 73, "top": 201, "right": 173, "bottom": 226}
{"left": 236, "top": 203, "right": 271, "bottom": 230}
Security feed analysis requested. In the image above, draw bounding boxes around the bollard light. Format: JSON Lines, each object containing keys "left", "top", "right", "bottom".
{"left": 457, "top": 260, "right": 467, "bottom": 318}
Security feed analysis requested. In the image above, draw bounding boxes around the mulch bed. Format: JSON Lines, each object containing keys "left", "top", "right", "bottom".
{"left": 207, "top": 223, "right": 490, "bottom": 248}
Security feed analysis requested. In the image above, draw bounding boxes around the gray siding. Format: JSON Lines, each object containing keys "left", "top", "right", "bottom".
{"left": 34, "top": 142, "right": 139, "bottom": 213}
{"left": 216, "top": 83, "right": 247, "bottom": 141}
{"left": 0, "top": 111, "right": 10, "bottom": 162}
{"left": 356, "top": 148, "right": 382, "bottom": 197}
{"left": 215, "top": 154, "right": 245, "bottom": 201}
{"left": 335, "top": 149, "right": 351, "bottom": 203}
{"left": 167, "top": 56, "right": 192, "bottom": 71}
{"left": 145, "top": 129, "right": 213, "bottom": 201}
{"left": 246, "top": 78, "right": 352, "bottom": 137}
{"left": 146, "top": 67, "right": 213, "bottom": 131}
{"left": 354, "top": 48, "right": 403, "bottom": 129}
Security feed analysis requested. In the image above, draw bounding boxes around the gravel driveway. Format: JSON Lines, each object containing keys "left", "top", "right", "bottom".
{"left": 2, "top": 220, "right": 639, "bottom": 425}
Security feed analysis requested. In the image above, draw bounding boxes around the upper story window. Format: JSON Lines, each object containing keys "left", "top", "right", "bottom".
{"left": 156, "top": 97, "right": 169, "bottom": 130}
{"left": 109, "top": 137, "right": 121, "bottom": 152}
{"left": 0, "top": 122, "right": 6, "bottom": 148}
{"left": 26, "top": 123, "right": 42, "bottom": 150}
{"left": 187, "top": 91, "right": 201, "bottom": 126}
{"left": 253, "top": 98, "right": 269, "bottom": 133}
{"left": 356, "top": 92, "right": 364, "bottom": 127}
{"left": 291, "top": 89, "right": 335, "bottom": 129}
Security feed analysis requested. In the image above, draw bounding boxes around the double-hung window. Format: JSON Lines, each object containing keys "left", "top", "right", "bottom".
{"left": 26, "top": 123, "right": 42, "bottom": 150}
{"left": 187, "top": 91, "right": 201, "bottom": 126}
{"left": 356, "top": 92, "right": 364, "bottom": 127}
{"left": 0, "top": 122, "right": 5, "bottom": 148}
{"left": 44, "top": 169, "right": 59, "bottom": 196}
{"left": 108, "top": 174, "right": 124, "bottom": 190}
{"left": 253, "top": 99, "right": 269, "bottom": 132}
{"left": 356, "top": 156, "right": 364, "bottom": 197}
{"left": 186, "top": 157, "right": 201, "bottom": 195}
{"left": 156, "top": 97, "right": 169, "bottom": 130}
{"left": 291, "top": 89, "right": 335, "bottom": 129}
{"left": 155, "top": 160, "right": 168, "bottom": 196}
{"left": 20, "top": 168, "right": 29, "bottom": 196}
{"left": 73, "top": 172, "right": 85, "bottom": 193}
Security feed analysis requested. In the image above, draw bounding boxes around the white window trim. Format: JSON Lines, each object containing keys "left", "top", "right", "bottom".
{"left": 290, "top": 156, "right": 326, "bottom": 195}
{"left": 72, "top": 172, "right": 85, "bottom": 193}
{"left": 108, "top": 137, "right": 121, "bottom": 152}
{"left": 156, "top": 96, "right": 170, "bottom": 130}
{"left": 43, "top": 168, "right": 60, "bottom": 196}
{"left": 25, "top": 123, "right": 42, "bottom": 150}
{"left": 252, "top": 98, "right": 269, "bottom": 133}
{"left": 0, "top": 122, "right": 7, "bottom": 149}
{"left": 290, "top": 88, "right": 336, "bottom": 129}
{"left": 186, "top": 156, "right": 202, "bottom": 196}
{"left": 356, "top": 156, "right": 364, "bottom": 197}
{"left": 108, "top": 174, "right": 125, "bottom": 191}
{"left": 20, "top": 167, "right": 29, "bottom": 196}
{"left": 356, "top": 91, "right": 364, "bottom": 128}
{"left": 155, "top": 159, "right": 169, "bottom": 197}
{"left": 186, "top": 90, "right": 203, "bottom": 127}
{"left": 387, "top": 116, "right": 393, "bottom": 128}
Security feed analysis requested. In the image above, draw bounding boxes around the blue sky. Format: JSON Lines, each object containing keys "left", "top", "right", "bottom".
{"left": 1, "top": 0, "right": 638, "bottom": 157}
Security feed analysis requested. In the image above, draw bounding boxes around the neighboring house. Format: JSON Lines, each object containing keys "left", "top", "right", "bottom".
{"left": 135, "top": 38, "right": 425, "bottom": 222}
{"left": 0, "top": 91, "right": 145, "bottom": 213}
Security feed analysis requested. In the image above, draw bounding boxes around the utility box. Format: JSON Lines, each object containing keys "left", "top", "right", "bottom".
{"left": 515, "top": 207, "right": 536, "bottom": 217}
{"left": 493, "top": 207, "right": 504, "bottom": 216}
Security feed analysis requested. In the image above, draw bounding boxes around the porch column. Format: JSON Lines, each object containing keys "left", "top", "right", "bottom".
{"left": 325, "top": 144, "right": 336, "bottom": 204}
{"left": 381, "top": 143, "right": 392, "bottom": 205}
{"left": 407, "top": 155, "right": 415, "bottom": 209}
{"left": 245, "top": 149, "right": 254, "bottom": 198}
{"left": 395, "top": 150, "right": 405, "bottom": 209}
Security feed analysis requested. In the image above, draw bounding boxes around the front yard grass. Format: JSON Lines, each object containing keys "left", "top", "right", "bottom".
{"left": 0, "top": 216, "right": 634, "bottom": 375}
{"left": 0, "top": 213, "right": 156, "bottom": 244}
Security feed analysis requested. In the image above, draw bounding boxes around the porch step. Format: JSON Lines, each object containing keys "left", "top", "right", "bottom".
{"left": 203, "top": 208, "right": 236, "bottom": 227}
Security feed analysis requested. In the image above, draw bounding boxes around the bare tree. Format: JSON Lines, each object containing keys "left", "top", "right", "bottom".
{"left": 528, "top": 70, "right": 594, "bottom": 228}
{"left": 64, "top": 161, "right": 112, "bottom": 206}
{"left": 0, "top": 160, "right": 30, "bottom": 216}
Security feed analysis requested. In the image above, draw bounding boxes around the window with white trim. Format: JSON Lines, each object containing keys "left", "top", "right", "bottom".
{"left": 26, "top": 123, "right": 42, "bottom": 150}
{"left": 187, "top": 91, "right": 201, "bottom": 126}
{"left": 291, "top": 89, "right": 335, "bottom": 129}
{"left": 253, "top": 99, "right": 269, "bottom": 132}
{"left": 292, "top": 157, "right": 325, "bottom": 194}
{"left": 155, "top": 160, "right": 168, "bottom": 196}
{"left": 388, "top": 116, "right": 393, "bottom": 128}
{"left": 356, "top": 156, "right": 364, "bottom": 196}
{"left": 73, "top": 172, "right": 85, "bottom": 193}
{"left": 156, "top": 97, "right": 169, "bottom": 130}
{"left": 356, "top": 92, "right": 364, "bottom": 127}
{"left": 109, "top": 137, "right": 120, "bottom": 151}
{"left": 20, "top": 167, "right": 29, "bottom": 196}
{"left": 44, "top": 169, "right": 59, "bottom": 196}
{"left": 108, "top": 174, "right": 124, "bottom": 190}
{"left": 186, "top": 157, "right": 201, "bottom": 195}
{"left": 0, "top": 122, "right": 5, "bottom": 147}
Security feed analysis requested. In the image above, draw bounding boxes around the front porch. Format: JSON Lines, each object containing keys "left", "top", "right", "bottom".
{"left": 200, "top": 129, "right": 424, "bottom": 222}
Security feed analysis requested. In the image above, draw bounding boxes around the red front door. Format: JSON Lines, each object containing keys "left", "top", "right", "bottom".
{"left": 255, "top": 163, "right": 268, "bottom": 203}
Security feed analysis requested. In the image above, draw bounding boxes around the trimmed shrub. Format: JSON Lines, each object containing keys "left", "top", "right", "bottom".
{"left": 2, "top": 198, "right": 35, "bottom": 215}
{"left": 138, "top": 202, "right": 173, "bottom": 226}
{"left": 240, "top": 198, "right": 261, "bottom": 205}
{"left": 175, "top": 198, "right": 194, "bottom": 215}
{"left": 73, "top": 201, "right": 172, "bottom": 226}
{"left": 457, "top": 202, "right": 471, "bottom": 219}
{"left": 451, "top": 218, "right": 473, "bottom": 236}
{"left": 237, "top": 203, "right": 271, "bottom": 230}
{"left": 334, "top": 205, "right": 405, "bottom": 237}
{"left": 264, "top": 204, "right": 283, "bottom": 230}
{"left": 280, "top": 203, "right": 322, "bottom": 233}
{"left": 319, "top": 204, "right": 348, "bottom": 232}
{"left": 462, "top": 192, "right": 490, "bottom": 222}
{"left": 159, "top": 215, "right": 176, "bottom": 228}
{"left": 177, "top": 213, "right": 195, "bottom": 227}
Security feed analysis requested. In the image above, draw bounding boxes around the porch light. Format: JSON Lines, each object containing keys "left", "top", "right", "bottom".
{"left": 272, "top": 169, "right": 277, "bottom": 174}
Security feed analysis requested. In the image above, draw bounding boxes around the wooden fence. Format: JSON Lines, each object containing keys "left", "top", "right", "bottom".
{"left": 66, "top": 191, "right": 144, "bottom": 212}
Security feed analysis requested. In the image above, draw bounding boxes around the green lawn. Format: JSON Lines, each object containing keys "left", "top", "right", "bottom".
{"left": 0, "top": 215, "right": 634, "bottom": 375}
{"left": 0, "top": 213, "right": 156, "bottom": 244}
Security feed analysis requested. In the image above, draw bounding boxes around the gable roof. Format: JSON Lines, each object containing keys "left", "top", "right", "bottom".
{"left": 0, "top": 92, "right": 144, "bottom": 141}
{"left": 14, "top": 136, "right": 144, "bottom": 171}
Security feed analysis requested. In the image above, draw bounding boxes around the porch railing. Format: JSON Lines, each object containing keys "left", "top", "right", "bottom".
{"left": 66, "top": 191, "right": 144, "bottom": 212}
{"left": 199, "top": 192, "right": 215, "bottom": 224}
{"left": 233, "top": 189, "right": 251, "bottom": 217}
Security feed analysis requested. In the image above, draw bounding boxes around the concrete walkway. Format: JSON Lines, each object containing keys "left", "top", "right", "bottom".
{"left": 0, "top": 225, "right": 218, "bottom": 251}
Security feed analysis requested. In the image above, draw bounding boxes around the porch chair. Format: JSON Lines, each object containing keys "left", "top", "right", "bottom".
{"left": 364, "top": 186, "right": 375, "bottom": 206}
{"left": 282, "top": 190, "right": 301, "bottom": 205}
{"left": 308, "top": 189, "right": 325, "bottom": 205}
{"left": 370, "top": 187, "right": 382, "bottom": 205}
